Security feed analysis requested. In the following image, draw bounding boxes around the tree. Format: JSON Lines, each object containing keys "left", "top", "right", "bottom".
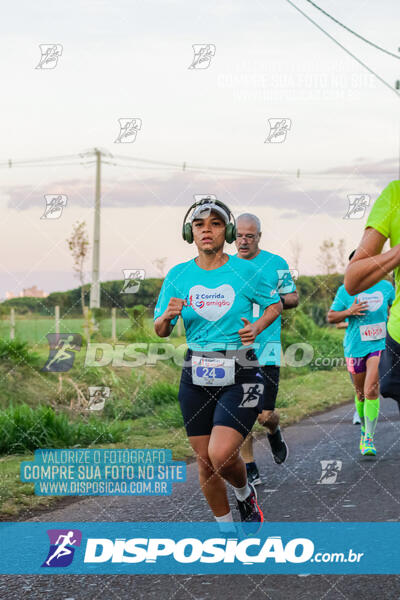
{"left": 67, "top": 221, "right": 89, "bottom": 315}
{"left": 290, "top": 240, "right": 302, "bottom": 272}
{"left": 317, "top": 239, "right": 336, "bottom": 275}
{"left": 153, "top": 257, "right": 167, "bottom": 277}
{"left": 337, "top": 238, "right": 346, "bottom": 273}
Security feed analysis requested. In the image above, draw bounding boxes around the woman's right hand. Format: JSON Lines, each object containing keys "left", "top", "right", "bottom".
{"left": 164, "top": 297, "right": 186, "bottom": 320}
{"left": 348, "top": 298, "right": 369, "bottom": 317}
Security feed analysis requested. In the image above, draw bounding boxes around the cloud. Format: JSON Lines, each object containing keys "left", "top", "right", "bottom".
{"left": 4, "top": 157, "right": 396, "bottom": 217}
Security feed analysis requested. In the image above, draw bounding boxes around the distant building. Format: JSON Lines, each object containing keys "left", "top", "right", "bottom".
{"left": 5, "top": 286, "right": 48, "bottom": 299}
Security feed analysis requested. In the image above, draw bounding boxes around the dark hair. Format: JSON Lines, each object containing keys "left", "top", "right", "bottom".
{"left": 348, "top": 249, "right": 356, "bottom": 261}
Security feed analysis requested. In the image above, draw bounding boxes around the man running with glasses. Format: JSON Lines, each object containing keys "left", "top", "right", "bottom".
{"left": 235, "top": 213, "right": 298, "bottom": 485}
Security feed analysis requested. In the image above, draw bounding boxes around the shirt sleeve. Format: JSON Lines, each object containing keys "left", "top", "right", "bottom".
{"left": 276, "top": 258, "right": 296, "bottom": 296}
{"left": 366, "top": 182, "right": 394, "bottom": 239}
{"left": 251, "top": 271, "right": 281, "bottom": 310}
{"left": 389, "top": 282, "right": 396, "bottom": 306}
{"left": 154, "top": 271, "right": 179, "bottom": 326}
{"left": 330, "top": 286, "right": 347, "bottom": 312}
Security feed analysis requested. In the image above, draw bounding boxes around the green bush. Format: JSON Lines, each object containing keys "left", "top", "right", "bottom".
{"left": 0, "top": 404, "right": 127, "bottom": 455}
{"left": 281, "top": 307, "right": 344, "bottom": 372}
{"left": 104, "top": 381, "right": 179, "bottom": 420}
{"left": 0, "top": 338, "right": 40, "bottom": 368}
{"left": 121, "top": 305, "right": 158, "bottom": 343}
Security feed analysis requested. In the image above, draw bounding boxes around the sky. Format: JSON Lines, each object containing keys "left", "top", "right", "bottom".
{"left": 0, "top": 0, "right": 399, "bottom": 299}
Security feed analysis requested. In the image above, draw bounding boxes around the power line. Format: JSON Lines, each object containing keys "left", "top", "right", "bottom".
{"left": 284, "top": 0, "right": 400, "bottom": 99}
{"left": 111, "top": 155, "right": 399, "bottom": 179}
{"left": 0, "top": 153, "right": 81, "bottom": 168}
{"left": 113, "top": 154, "right": 181, "bottom": 168}
{"left": 305, "top": 0, "right": 400, "bottom": 59}
{"left": 0, "top": 150, "right": 396, "bottom": 179}
{"left": 0, "top": 161, "right": 87, "bottom": 169}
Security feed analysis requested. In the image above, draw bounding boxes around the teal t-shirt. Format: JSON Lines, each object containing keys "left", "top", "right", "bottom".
{"left": 154, "top": 255, "right": 280, "bottom": 351}
{"left": 330, "top": 280, "right": 395, "bottom": 358}
{"left": 241, "top": 250, "right": 296, "bottom": 366}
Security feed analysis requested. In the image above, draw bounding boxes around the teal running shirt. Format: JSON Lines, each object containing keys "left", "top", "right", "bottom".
{"left": 330, "top": 280, "right": 395, "bottom": 358}
{"left": 154, "top": 255, "right": 280, "bottom": 351}
{"left": 243, "top": 250, "right": 296, "bottom": 366}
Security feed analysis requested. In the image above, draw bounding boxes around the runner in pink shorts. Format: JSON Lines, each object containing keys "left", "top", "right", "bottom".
{"left": 328, "top": 251, "right": 394, "bottom": 456}
{"left": 345, "top": 351, "right": 382, "bottom": 374}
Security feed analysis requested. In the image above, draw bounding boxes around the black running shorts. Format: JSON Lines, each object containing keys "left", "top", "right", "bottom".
{"left": 259, "top": 365, "right": 280, "bottom": 411}
{"left": 379, "top": 332, "right": 400, "bottom": 403}
{"left": 178, "top": 348, "right": 264, "bottom": 438}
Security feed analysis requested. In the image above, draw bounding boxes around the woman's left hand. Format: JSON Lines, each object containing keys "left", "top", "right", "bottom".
{"left": 238, "top": 318, "right": 258, "bottom": 345}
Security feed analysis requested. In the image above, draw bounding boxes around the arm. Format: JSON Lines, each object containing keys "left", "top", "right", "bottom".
{"left": 327, "top": 308, "right": 351, "bottom": 324}
{"left": 154, "top": 298, "right": 185, "bottom": 338}
{"left": 254, "top": 300, "right": 283, "bottom": 335}
{"left": 344, "top": 227, "right": 400, "bottom": 295}
{"left": 239, "top": 300, "right": 283, "bottom": 345}
{"left": 280, "top": 290, "right": 298, "bottom": 309}
{"left": 154, "top": 316, "right": 174, "bottom": 338}
{"left": 327, "top": 298, "right": 368, "bottom": 324}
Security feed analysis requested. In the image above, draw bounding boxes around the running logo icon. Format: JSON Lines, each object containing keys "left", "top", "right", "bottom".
{"left": 41, "top": 334, "right": 82, "bottom": 372}
{"left": 114, "top": 118, "right": 142, "bottom": 143}
{"left": 317, "top": 460, "right": 342, "bottom": 484}
{"left": 120, "top": 269, "right": 145, "bottom": 294}
{"left": 277, "top": 269, "right": 298, "bottom": 295}
{"left": 239, "top": 383, "right": 264, "bottom": 408}
{"left": 344, "top": 194, "right": 370, "bottom": 219}
{"left": 35, "top": 44, "right": 63, "bottom": 69}
{"left": 88, "top": 386, "right": 111, "bottom": 411}
{"left": 265, "top": 118, "right": 291, "bottom": 143}
{"left": 188, "top": 44, "right": 216, "bottom": 69}
{"left": 41, "top": 195, "right": 67, "bottom": 219}
{"left": 42, "top": 529, "right": 82, "bottom": 567}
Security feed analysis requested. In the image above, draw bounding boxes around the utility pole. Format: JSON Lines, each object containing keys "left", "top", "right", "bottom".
{"left": 90, "top": 148, "right": 102, "bottom": 308}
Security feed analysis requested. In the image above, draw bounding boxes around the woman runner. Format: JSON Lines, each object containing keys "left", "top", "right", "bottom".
{"left": 154, "top": 198, "right": 282, "bottom": 525}
{"left": 328, "top": 250, "right": 394, "bottom": 456}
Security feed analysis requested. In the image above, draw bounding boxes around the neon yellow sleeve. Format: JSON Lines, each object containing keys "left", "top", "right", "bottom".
{"left": 366, "top": 182, "right": 394, "bottom": 238}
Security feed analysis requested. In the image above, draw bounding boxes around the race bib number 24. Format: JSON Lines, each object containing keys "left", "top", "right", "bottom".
{"left": 191, "top": 356, "right": 235, "bottom": 386}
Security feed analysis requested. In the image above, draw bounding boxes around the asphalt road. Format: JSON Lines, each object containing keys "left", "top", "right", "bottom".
{"left": 2, "top": 397, "right": 400, "bottom": 600}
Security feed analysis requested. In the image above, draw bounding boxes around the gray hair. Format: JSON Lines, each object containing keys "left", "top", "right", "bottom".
{"left": 236, "top": 213, "right": 261, "bottom": 233}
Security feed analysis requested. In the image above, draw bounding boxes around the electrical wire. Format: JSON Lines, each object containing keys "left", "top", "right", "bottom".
{"left": 112, "top": 160, "right": 395, "bottom": 179}
{"left": 0, "top": 153, "right": 81, "bottom": 168}
{"left": 0, "top": 150, "right": 396, "bottom": 179}
{"left": 284, "top": 0, "right": 399, "bottom": 99}
{"left": 304, "top": 0, "right": 400, "bottom": 59}
{"left": 0, "top": 161, "right": 89, "bottom": 169}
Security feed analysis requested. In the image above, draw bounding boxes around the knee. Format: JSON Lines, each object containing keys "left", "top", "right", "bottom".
{"left": 258, "top": 410, "right": 278, "bottom": 428}
{"left": 208, "top": 447, "right": 238, "bottom": 476}
{"left": 195, "top": 454, "right": 215, "bottom": 479}
{"left": 365, "top": 384, "right": 379, "bottom": 399}
{"left": 354, "top": 386, "right": 365, "bottom": 401}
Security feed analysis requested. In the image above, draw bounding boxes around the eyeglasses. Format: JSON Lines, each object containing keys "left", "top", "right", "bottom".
{"left": 236, "top": 233, "right": 258, "bottom": 240}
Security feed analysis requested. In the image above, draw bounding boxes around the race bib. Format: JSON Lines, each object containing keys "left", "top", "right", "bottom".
{"left": 191, "top": 356, "right": 235, "bottom": 386}
{"left": 359, "top": 322, "right": 386, "bottom": 341}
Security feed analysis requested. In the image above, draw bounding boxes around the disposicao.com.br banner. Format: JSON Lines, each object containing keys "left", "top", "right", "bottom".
{"left": 0, "top": 522, "right": 399, "bottom": 575}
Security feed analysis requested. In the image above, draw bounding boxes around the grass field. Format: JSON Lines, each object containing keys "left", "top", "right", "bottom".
{"left": 0, "top": 316, "right": 183, "bottom": 345}
{"left": 0, "top": 313, "right": 350, "bottom": 517}
{"left": 0, "top": 365, "right": 353, "bottom": 517}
